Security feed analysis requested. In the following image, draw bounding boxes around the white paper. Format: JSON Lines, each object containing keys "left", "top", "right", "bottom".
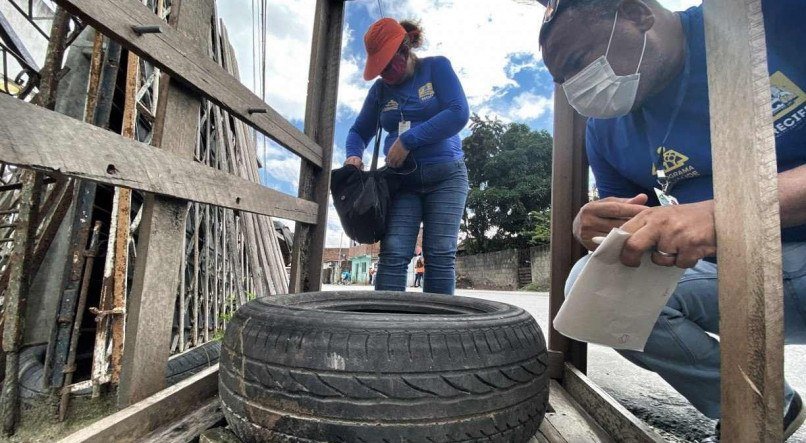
{"left": 553, "top": 228, "right": 685, "bottom": 351}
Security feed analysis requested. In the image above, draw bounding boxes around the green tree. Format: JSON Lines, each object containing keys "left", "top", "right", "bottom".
{"left": 461, "top": 115, "right": 552, "bottom": 253}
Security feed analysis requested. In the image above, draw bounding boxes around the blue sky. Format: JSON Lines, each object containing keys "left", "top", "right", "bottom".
{"left": 217, "top": 0, "right": 700, "bottom": 247}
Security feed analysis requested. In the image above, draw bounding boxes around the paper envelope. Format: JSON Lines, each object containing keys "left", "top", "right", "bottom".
{"left": 553, "top": 228, "right": 685, "bottom": 351}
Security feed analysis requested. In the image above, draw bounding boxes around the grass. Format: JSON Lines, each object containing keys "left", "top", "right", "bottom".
{"left": 0, "top": 394, "right": 116, "bottom": 443}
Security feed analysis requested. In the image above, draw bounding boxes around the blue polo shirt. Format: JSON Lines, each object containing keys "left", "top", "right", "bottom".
{"left": 587, "top": 2, "right": 806, "bottom": 242}
{"left": 346, "top": 56, "right": 470, "bottom": 165}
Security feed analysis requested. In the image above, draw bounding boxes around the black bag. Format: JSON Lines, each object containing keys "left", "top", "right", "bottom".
{"left": 330, "top": 119, "right": 405, "bottom": 244}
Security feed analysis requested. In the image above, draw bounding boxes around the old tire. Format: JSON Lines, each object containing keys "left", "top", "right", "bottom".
{"left": 17, "top": 340, "right": 220, "bottom": 403}
{"left": 220, "top": 291, "right": 549, "bottom": 443}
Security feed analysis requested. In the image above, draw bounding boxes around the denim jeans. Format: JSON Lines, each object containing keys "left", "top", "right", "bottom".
{"left": 375, "top": 159, "right": 468, "bottom": 295}
{"left": 566, "top": 242, "right": 806, "bottom": 419}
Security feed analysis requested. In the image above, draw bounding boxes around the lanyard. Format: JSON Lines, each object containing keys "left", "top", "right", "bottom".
{"left": 383, "top": 68, "right": 419, "bottom": 123}
{"left": 643, "top": 34, "right": 691, "bottom": 194}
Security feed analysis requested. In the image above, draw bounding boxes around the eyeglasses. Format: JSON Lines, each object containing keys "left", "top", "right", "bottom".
{"left": 543, "top": 0, "right": 561, "bottom": 24}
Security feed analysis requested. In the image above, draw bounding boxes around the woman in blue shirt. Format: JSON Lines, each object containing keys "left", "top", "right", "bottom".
{"left": 345, "top": 18, "right": 470, "bottom": 295}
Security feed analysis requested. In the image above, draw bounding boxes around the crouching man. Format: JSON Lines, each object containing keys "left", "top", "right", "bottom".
{"left": 539, "top": 0, "right": 806, "bottom": 440}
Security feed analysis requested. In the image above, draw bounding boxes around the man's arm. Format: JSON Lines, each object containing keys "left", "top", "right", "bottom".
{"left": 619, "top": 165, "right": 806, "bottom": 268}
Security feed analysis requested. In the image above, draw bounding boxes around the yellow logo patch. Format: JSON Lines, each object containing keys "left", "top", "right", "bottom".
{"left": 418, "top": 82, "right": 435, "bottom": 101}
{"left": 382, "top": 100, "right": 399, "bottom": 112}
{"left": 770, "top": 71, "right": 806, "bottom": 119}
{"left": 651, "top": 147, "right": 690, "bottom": 175}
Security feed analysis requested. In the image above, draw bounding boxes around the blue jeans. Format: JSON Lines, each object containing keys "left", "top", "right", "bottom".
{"left": 566, "top": 243, "right": 806, "bottom": 419}
{"left": 375, "top": 160, "right": 468, "bottom": 295}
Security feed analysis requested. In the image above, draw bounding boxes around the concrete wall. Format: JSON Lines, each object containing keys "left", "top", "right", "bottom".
{"left": 456, "top": 249, "right": 519, "bottom": 290}
{"left": 529, "top": 245, "right": 551, "bottom": 291}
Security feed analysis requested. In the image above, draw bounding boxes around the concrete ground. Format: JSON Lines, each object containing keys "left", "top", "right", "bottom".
{"left": 324, "top": 284, "right": 806, "bottom": 442}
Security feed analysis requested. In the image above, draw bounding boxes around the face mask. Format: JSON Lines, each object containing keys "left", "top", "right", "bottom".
{"left": 562, "top": 10, "right": 648, "bottom": 119}
{"left": 381, "top": 53, "right": 408, "bottom": 85}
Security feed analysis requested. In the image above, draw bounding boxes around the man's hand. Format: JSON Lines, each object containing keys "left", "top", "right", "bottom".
{"left": 344, "top": 156, "right": 363, "bottom": 169}
{"left": 574, "top": 194, "right": 649, "bottom": 251}
{"left": 619, "top": 200, "right": 716, "bottom": 268}
{"left": 386, "top": 138, "right": 410, "bottom": 168}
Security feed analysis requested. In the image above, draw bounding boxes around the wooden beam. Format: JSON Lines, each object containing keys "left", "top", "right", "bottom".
{"left": 562, "top": 364, "right": 664, "bottom": 442}
{"left": 542, "top": 380, "right": 612, "bottom": 442}
{"left": 0, "top": 93, "right": 318, "bottom": 223}
{"left": 117, "top": 0, "right": 213, "bottom": 408}
{"left": 290, "top": 0, "right": 344, "bottom": 293}
{"left": 53, "top": 0, "right": 324, "bottom": 167}
{"left": 548, "top": 85, "right": 589, "bottom": 373}
{"left": 58, "top": 365, "right": 219, "bottom": 443}
{"left": 702, "top": 1, "right": 784, "bottom": 441}
{"left": 139, "top": 398, "right": 223, "bottom": 443}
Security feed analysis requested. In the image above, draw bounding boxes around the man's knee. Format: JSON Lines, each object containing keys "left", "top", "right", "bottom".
{"left": 564, "top": 254, "right": 591, "bottom": 296}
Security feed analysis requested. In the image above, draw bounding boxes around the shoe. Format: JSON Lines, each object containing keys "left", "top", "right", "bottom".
{"left": 700, "top": 392, "right": 804, "bottom": 442}
{"left": 785, "top": 391, "right": 805, "bottom": 440}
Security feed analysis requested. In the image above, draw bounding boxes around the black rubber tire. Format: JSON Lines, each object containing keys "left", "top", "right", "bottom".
{"left": 219, "top": 291, "right": 549, "bottom": 443}
{"left": 17, "top": 340, "right": 220, "bottom": 403}
{"left": 166, "top": 340, "right": 221, "bottom": 385}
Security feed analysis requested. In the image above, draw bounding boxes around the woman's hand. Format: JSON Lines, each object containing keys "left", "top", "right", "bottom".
{"left": 386, "top": 138, "right": 410, "bottom": 168}
{"left": 344, "top": 156, "right": 363, "bottom": 169}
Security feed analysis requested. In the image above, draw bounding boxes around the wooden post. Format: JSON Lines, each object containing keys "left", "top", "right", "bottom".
{"left": 0, "top": 171, "right": 43, "bottom": 435}
{"left": 117, "top": 0, "right": 214, "bottom": 407}
{"left": 703, "top": 1, "right": 784, "bottom": 441}
{"left": 290, "top": 0, "right": 345, "bottom": 293}
{"left": 548, "top": 86, "right": 589, "bottom": 374}
{"left": 0, "top": 7, "right": 69, "bottom": 435}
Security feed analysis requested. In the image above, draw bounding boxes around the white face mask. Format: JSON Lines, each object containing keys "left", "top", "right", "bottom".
{"left": 562, "top": 10, "right": 648, "bottom": 119}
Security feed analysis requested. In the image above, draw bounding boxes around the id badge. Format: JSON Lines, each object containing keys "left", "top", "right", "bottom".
{"left": 398, "top": 120, "right": 411, "bottom": 134}
{"left": 654, "top": 187, "right": 679, "bottom": 207}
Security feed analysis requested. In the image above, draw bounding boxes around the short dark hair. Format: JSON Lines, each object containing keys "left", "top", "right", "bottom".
{"left": 538, "top": 0, "right": 621, "bottom": 49}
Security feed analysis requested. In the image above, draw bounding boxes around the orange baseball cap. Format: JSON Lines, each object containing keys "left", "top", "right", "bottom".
{"left": 363, "top": 18, "right": 406, "bottom": 81}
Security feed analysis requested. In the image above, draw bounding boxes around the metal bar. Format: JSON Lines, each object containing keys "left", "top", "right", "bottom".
{"left": 58, "top": 221, "right": 102, "bottom": 421}
{"left": 0, "top": 171, "right": 42, "bottom": 436}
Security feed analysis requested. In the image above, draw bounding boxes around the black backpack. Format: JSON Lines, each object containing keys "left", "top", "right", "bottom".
{"left": 330, "top": 117, "right": 405, "bottom": 245}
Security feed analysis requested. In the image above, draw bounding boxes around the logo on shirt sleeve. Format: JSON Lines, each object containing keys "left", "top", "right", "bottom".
{"left": 770, "top": 71, "right": 806, "bottom": 136}
{"left": 418, "top": 82, "right": 435, "bottom": 101}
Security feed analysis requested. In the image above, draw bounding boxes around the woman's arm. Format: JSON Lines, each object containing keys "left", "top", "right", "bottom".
{"left": 345, "top": 83, "right": 381, "bottom": 159}
{"left": 399, "top": 57, "right": 470, "bottom": 149}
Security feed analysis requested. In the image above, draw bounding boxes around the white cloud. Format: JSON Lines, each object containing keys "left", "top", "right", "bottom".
{"left": 660, "top": 0, "right": 702, "bottom": 10}
{"left": 379, "top": 1, "right": 543, "bottom": 109}
{"left": 218, "top": 0, "right": 316, "bottom": 122}
{"left": 510, "top": 91, "right": 554, "bottom": 121}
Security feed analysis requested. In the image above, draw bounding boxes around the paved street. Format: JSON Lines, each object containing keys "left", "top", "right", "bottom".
{"left": 323, "top": 285, "right": 806, "bottom": 442}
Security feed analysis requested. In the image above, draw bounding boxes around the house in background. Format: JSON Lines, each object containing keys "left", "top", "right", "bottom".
{"left": 348, "top": 243, "right": 380, "bottom": 285}
{"left": 322, "top": 248, "right": 349, "bottom": 284}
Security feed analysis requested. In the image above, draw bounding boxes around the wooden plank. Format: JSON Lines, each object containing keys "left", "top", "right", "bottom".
{"left": 117, "top": 0, "right": 213, "bottom": 407}
{"left": 544, "top": 380, "right": 612, "bottom": 443}
{"left": 140, "top": 398, "right": 224, "bottom": 443}
{"left": 0, "top": 93, "right": 318, "bottom": 223}
{"left": 702, "top": 1, "right": 784, "bottom": 441}
{"left": 200, "top": 427, "right": 242, "bottom": 443}
{"left": 547, "top": 85, "right": 589, "bottom": 372}
{"left": 290, "top": 0, "right": 344, "bottom": 293}
{"left": 563, "top": 364, "right": 664, "bottom": 443}
{"left": 53, "top": 0, "right": 324, "bottom": 167}
{"left": 58, "top": 365, "right": 219, "bottom": 443}
{"left": 538, "top": 419, "right": 566, "bottom": 443}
